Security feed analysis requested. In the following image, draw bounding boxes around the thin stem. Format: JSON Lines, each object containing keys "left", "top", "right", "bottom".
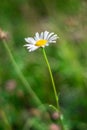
{"left": 42, "top": 48, "right": 59, "bottom": 109}
{"left": 0, "top": 109, "right": 12, "bottom": 130}
{"left": 42, "top": 48, "right": 66, "bottom": 130}
{"left": 3, "top": 40, "right": 42, "bottom": 106}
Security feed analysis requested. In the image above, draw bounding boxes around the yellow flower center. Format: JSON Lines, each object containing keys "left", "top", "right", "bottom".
{"left": 35, "top": 39, "right": 47, "bottom": 46}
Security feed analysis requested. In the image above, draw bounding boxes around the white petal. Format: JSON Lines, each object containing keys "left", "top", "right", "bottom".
{"left": 27, "top": 44, "right": 34, "bottom": 49}
{"left": 24, "top": 44, "right": 30, "bottom": 47}
{"left": 47, "top": 32, "right": 54, "bottom": 40}
{"left": 49, "top": 34, "right": 58, "bottom": 41}
{"left": 40, "top": 32, "right": 43, "bottom": 39}
{"left": 35, "top": 32, "right": 40, "bottom": 40}
{"left": 44, "top": 31, "right": 49, "bottom": 39}
{"left": 49, "top": 41, "right": 56, "bottom": 43}
{"left": 25, "top": 37, "right": 35, "bottom": 44}
{"left": 34, "top": 36, "right": 38, "bottom": 41}
{"left": 29, "top": 46, "right": 39, "bottom": 52}
{"left": 24, "top": 44, "right": 39, "bottom": 52}
{"left": 49, "top": 38, "right": 58, "bottom": 43}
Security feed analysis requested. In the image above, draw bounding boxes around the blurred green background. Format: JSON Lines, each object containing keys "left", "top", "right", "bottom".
{"left": 0, "top": 0, "right": 87, "bottom": 130}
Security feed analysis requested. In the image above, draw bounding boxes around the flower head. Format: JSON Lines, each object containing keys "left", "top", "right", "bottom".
{"left": 24, "top": 31, "right": 59, "bottom": 52}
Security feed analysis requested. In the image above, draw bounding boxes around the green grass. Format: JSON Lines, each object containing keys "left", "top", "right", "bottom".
{"left": 0, "top": 0, "right": 87, "bottom": 130}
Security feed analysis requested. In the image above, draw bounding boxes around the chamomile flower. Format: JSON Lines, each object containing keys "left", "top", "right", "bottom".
{"left": 24, "top": 31, "right": 59, "bottom": 52}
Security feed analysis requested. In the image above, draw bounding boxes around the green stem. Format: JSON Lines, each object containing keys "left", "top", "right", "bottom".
{"left": 3, "top": 40, "right": 42, "bottom": 106}
{"left": 42, "top": 48, "right": 66, "bottom": 130}
{"left": 42, "top": 48, "right": 59, "bottom": 109}
{"left": 0, "top": 109, "right": 12, "bottom": 130}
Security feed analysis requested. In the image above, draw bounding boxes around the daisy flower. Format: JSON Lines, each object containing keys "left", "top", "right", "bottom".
{"left": 24, "top": 31, "right": 59, "bottom": 52}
